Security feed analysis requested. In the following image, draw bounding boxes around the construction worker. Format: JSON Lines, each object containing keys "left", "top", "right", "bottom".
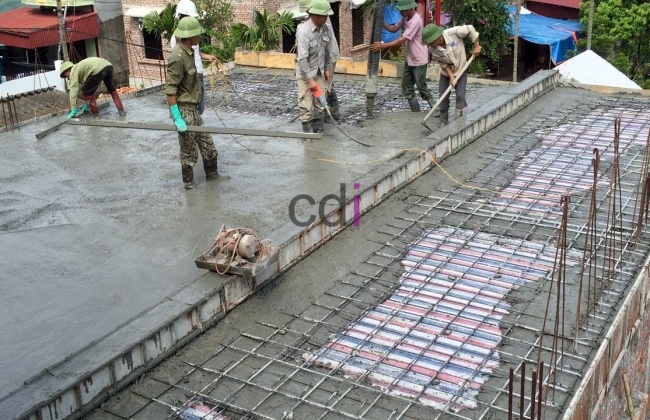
{"left": 297, "top": 0, "right": 341, "bottom": 121}
{"left": 370, "top": 0, "right": 434, "bottom": 113}
{"left": 422, "top": 23, "right": 481, "bottom": 126}
{"left": 170, "top": 0, "right": 220, "bottom": 115}
{"left": 166, "top": 16, "right": 229, "bottom": 190}
{"left": 295, "top": 0, "right": 333, "bottom": 133}
{"left": 59, "top": 57, "right": 126, "bottom": 118}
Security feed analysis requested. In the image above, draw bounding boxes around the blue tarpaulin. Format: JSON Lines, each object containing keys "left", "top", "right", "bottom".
{"left": 382, "top": 3, "right": 402, "bottom": 43}
{"left": 507, "top": 6, "right": 582, "bottom": 64}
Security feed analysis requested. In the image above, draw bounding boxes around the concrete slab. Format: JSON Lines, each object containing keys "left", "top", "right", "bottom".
{"left": 84, "top": 87, "right": 650, "bottom": 420}
{"left": 0, "top": 73, "right": 507, "bottom": 418}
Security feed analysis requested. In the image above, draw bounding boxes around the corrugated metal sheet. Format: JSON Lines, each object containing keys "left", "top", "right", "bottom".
{"left": 304, "top": 226, "right": 579, "bottom": 412}
{"left": 0, "top": 7, "right": 99, "bottom": 50}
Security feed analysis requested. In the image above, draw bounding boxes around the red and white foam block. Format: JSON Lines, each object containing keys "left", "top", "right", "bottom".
{"left": 303, "top": 227, "right": 580, "bottom": 413}
{"left": 488, "top": 106, "right": 650, "bottom": 214}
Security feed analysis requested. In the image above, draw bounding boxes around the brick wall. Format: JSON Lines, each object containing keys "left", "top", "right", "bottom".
{"left": 122, "top": 1, "right": 170, "bottom": 83}
{"left": 595, "top": 306, "right": 650, "bottom": 420}
{"left": 121, "top": 0, "right": 374, "bottom": 83}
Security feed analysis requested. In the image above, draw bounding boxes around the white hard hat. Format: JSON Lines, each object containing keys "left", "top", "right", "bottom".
{"left": 175, "top": 0, "right": 199, "bottom": 18}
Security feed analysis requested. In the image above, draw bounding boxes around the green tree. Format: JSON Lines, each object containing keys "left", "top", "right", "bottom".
{"left": 141, "top": 0, "right": 235, "bottom": 61}
{"left": 229, "top": 10, "right": 296, "bottom": 51}
{"left": 578, "top": 0, "right": 650, "bottom": 84}
{"left": 142, "top": 4, "right": 177, "bottom": 43}
{"left": 443, "top": 0, "right": 511, "bottom": 63}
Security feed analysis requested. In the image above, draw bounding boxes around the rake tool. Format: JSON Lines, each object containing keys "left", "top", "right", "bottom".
{"left": 422, "top": 55, "right": 475, "bottom": 132}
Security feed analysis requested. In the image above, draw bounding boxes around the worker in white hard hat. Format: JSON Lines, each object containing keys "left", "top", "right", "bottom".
{"left": 169, "top": 0, "right": 219, "bottom": 115}
{"left": 297, "top": 0, "right": 340, "bottom": 121}
{"left": 295, "top": 0, "right": 333, "bottom": 133}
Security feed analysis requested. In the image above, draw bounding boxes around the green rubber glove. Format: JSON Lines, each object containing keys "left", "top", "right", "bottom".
{"left": 169, "top": 104, "right": 187, "bottom": 132}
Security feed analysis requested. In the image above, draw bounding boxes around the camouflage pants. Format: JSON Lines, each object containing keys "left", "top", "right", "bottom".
{"left": 178, "top": 108, "right": 218, "bottom": 183}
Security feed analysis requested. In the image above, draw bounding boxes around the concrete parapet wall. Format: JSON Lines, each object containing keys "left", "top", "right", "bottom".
{"left": 562, "top": 251, "right": 650, "bottom": 420}
{"left": 5, "top": 70, "right": 560, "bottom": 420}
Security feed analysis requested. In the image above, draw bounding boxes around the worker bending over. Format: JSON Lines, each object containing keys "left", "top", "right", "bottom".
{"left": 298, "top": 0, "right": 341, "bottom": 121}
{"left": 421, "top": 23, "right": 481, "bottom": 126}
{"left": 166, "top": 17, "right": 229, "bottom": 190}
{"left": 60, "top": 57, "right": 125, "bottom": 118}
{"left": 170, "top": 0, "right": 219, "bottom": 115}
{"left": 370, "top": 0, "right": 434, "bottom": 113}
{"left": 295, "top": 0, "right": 333, "bottom": 133}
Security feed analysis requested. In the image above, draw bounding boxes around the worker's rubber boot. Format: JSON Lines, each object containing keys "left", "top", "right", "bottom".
{"left": 426, "top": 97, "right": 440, "bottom": 117}
{"left": 455, "top": 108, "right": 464, "bottom": 120}
{"left": 408, "top": 97, "right": 420, "bottom": 112}
{"left": 182, "top": 166, "right": 194, "bottom": 190}
{"left": 302, "top": 121, "right": 314, "bottom": 133}
{"left": 312, "top": 117, "right": 324, "bottom": 134}
{"left": 110, "top": 90, "right": 126, "bottom": 117}
{"left": 84, "top": 95, "right": 100, "bottom": 118}
{"left": 326, "top": 89, "right": 340, "bottom": 121}
{"left": 205, "top": 157, "right": 230, "bottom": 181}
{"left": 439, "top": 109, "right": 449, "bottom": 127}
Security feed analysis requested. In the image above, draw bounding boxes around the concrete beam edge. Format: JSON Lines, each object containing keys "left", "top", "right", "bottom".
{"left": 562, "top": 254, "right": 650, "bottom": 419}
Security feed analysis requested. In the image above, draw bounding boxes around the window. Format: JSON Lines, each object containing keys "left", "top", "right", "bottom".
{"left": 142, "top": 28, "right": 162, "bottom": 60}
{"left": 352, "top": 8, "right": 365, "bottom": 46}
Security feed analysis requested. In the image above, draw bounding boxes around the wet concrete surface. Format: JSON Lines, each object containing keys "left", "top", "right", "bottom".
{"left": 83, "top": 88, "right": 638, "bottom": 419}
{"left": 0, "top": 74, "right": 507, "bottom": 404}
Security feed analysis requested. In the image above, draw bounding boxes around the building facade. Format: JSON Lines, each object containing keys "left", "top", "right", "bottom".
{"left": 122, "top": 0, "right": 377, "bottom": 84}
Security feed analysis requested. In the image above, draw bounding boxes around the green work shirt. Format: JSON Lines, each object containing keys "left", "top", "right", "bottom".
{"left": 68, "top": 57, "right": 111, "bottom": 108}
{"left": 164, "top": 43, "right": 200, "bottom": 110}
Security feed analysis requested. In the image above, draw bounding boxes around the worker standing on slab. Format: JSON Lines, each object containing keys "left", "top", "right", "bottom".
{"left": 297, "top": 0, "right": 341, "bottom": 122}
{"left": 170, "top": 0, "right": 220, "bottom": 115}
{"left": 295, "top": 0, "right": 333, "bottom": 133}
{"left": 166, "top": 17, "right": 229, "bottom": 190}
{"left": 369, "top": 0, "right": 434, "bottom": 113}
{"left": 422, "top": 23, "right": 481, "bottom": 126}
{"left": 60, "top": 58, "right": 126, "bottom": 118}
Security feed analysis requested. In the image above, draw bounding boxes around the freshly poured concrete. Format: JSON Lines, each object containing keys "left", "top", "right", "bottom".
{"left": 0, "top": 79, "right": 506, "bottom": 412}
{"left": 86, "top": 87, "right": 622, "bottom": 420}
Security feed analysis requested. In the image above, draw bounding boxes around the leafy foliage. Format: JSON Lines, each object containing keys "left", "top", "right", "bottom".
{"left": 201, "top": 29, "right": 237, "bottom": 62}
{"left": 443, "top": 0, "right": 511, "bottom": 63}
{"left": 229, "top": 10, "right": 296, "bottom": 52}
{"left": 577, "top": 0, "right": 650, "bottom": 85}
{"left": 141, "top": 0, "right": 235, "bottom": 62}
{"left": 142, "top": 4, "right": 177, "bottom": 43}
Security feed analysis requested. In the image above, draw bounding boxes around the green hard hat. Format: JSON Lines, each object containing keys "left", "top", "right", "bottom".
{"left": 422, "top": 23, "right": 444, "bottom": 44}
{"left": 174, "top": 16, "right": 203, "bottom": 39}
{"left": 59, "top": 61, "right": 74, "bottom": 78}
{"left": 308, "top": 0, "right": 333, "bottom": 16}
{"left": 397, "top": 0, "right": 418, "bottom": 11}
{"left": 298, "top": 0, "right": 313, "bottom": 13}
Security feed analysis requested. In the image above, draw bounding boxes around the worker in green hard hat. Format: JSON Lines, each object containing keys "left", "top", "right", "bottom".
{"left": 59, "top": 57, "right": 126, "bottom": 119}
{"left": 295, "top": 0, "right": 333, "bottom": 133}
{"left": 422, "top": 23, "right": 481, "bottom": 127}
{"left": 165, "top": 16, "right": 229, "bottom": 190}
{"left": 370, "top": 0, "right": 434, "bottom": 113}
{"left": 298, "top": 0, "right": 341, "bottom": 121}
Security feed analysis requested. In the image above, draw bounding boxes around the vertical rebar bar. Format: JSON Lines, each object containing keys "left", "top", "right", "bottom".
{"left": 531, "top": 370, "right": 537, "bottom": 420}
{"left": 520, "top": 362, "right": 526, "bottom": 419}
{"left": 508, "top": 367, "right": 514, "bottom": 420}
{"left": 538, "top": 363, "right": 544, "bottom": 419}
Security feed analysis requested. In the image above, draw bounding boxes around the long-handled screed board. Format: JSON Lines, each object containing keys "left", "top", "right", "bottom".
{"left": 66, "top": 119, "right": 323, "bottom": 139}
{"left": 422, "top": 55, "right": 474, "bottom": 133}
{"left": 35, "top": 102, "right": 111, "bottom": 140}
